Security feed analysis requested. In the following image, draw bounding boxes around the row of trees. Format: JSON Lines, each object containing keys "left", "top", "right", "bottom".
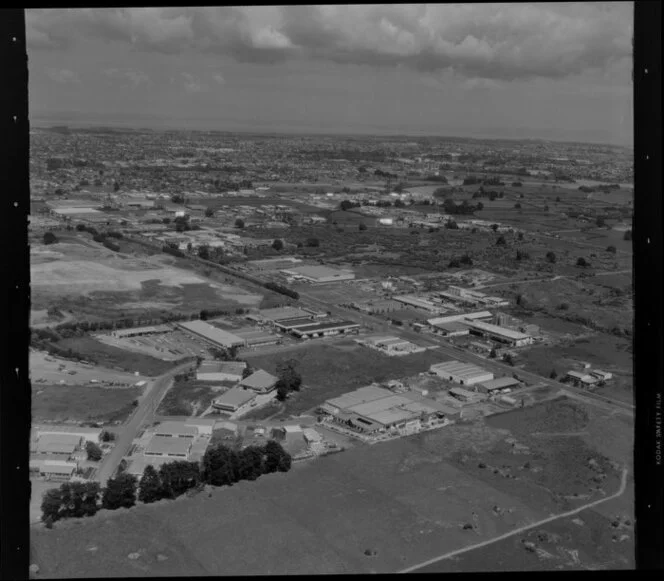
{"left": 42, "top": 441, "right": 292, "bottom": 525}
{"left": 264, "top": 281, "right": 299, "bottom": 300}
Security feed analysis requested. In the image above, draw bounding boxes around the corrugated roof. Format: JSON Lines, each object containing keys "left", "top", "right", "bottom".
{"left": 480, "top": 377, "right": 521, "bottom": 390}
{"left": 145, "top": 435, "right": 192, "bottom": 456}
{"left": 240, "top": 370, "right": 278, "bottom": 390}
{"left": 258, "top": 307, "right": 313, "bottom": 321}
{"left": 430, "top": 360, "right": 491, "bottom": 379}
{"left": 463, "top": 320, "right": 531, "bottom": 340}
{"left": 178, "top": 320, "right": 245, "bottom": 347}
{"left": 213, "top": 386, "right": 255, "bottom": 408}
{"left": 326, "top": 385, "right": 393, "bottom": 410}
{"left": 154, "top": 422, "right": 198, "bottom": 437}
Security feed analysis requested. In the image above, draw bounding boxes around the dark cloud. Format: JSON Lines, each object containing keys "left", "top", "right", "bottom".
{"left": 26, "top": 4, "right": 633, "bottom": 81}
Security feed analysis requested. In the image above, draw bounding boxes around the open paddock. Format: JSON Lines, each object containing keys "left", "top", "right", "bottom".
{"left": 32, "top": 383, "right": 142, "bottom": 423}
{"left": 156, "top": 379, "right": 227, "bottom": 417}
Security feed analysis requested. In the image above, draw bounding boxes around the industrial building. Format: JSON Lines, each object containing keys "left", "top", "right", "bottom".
{"left": 34, "top": 426, "right": 101, "bottom": 444}
{"left": 36, "top": 462, "right": 77, "bottom": 482}
{"left": 212, "top": 386, "right": 258, "bottom": 414}
{"left": 353, "top": 299, "right": 402, "bottom": 314}
{"left": 153, "top": 421, "right": 198, "bottom": 439}
{"left": 477, "top": 376, "right": 521, "bottom": 394}
{"left": 144, "top": 435, "right": 192, "bottom": 458}
{"left": 462, "top": 320, "right": 534, "bottom": 347}
{"left": 449, "top": 387, "right": 486, "bottom": 403}
{"left": 254, "top": 306, "right": 317, "bottom": 323}
{"left": 281, "top": 264, "right": 355, "bottom": 284}
{"left": 430, "top": 360, "right": 494, "bottom": 386}
{"left": 232, "top": 327, "right": 280, "bottom": 347}
{"left": 357, "top": 335, "right": 426, "bottom": 356}
{"left": 427, "top": 311, "right": 493, "bottom": 327}
{"left": 177, "top": 320, "right": 246, "bottom": 349}
{"left": 246, "top": 257, "right": 302, "bottom": 271}
{"left": 34, "top": 434, "right": 83, "bottom": 456}
{"left": 590, "top": 370, "right": 613, "bottom": 381}
{"left": 319, "top": 385, "right": 458, "bottom": 436}
{"left": 197, "top": 360, "right": 248, "bottom": 382}
{"left": 290, "top": 320, "right": 360, "bottom": 339}
{"left": 431, "top": 321, "right": 471, "bottom": 337}
{"left": 566, "top": 370, "right": 599, "bottom": 388}
{"left": 239, "top": 370, "right": 279, "bottom": 394}
{"left": 111, "top": 325, "right": 171, "bottom": 339}
{"left": 393, "top": 294, "right": 442, "bottom": 313}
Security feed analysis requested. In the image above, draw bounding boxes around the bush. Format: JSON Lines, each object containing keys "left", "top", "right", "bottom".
{"left": 576, "top": 257, "right": 589, "bottom": 268}
{"left": 43, "top": 232, "right": 58, "bottom": 245}
{"left": 305, "top": 237, "right": 320, "bottom": 247}
{"left": 86, "top": 441, "right": 103, "bottom": 461}
{"left": 606, "top": 245, "right": 617, "bottom": 253}
{"left": 496, "top": 235, "right": 507, "bottom": 246}
{"left": 234, "top": 218, "right": 245, "bottom": 229}
{"left": 623, "top": 229, "right": 632, "bottom": 241}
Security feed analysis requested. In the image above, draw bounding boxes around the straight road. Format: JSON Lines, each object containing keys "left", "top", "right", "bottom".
{"left": 296, "top": 289, "right": 634, "bottom": 415}
{"left": 399, "top": 466, "right": 629, "bottom": 573}
{"left": 95, "top": 360, "right": 194, "bottom": 486}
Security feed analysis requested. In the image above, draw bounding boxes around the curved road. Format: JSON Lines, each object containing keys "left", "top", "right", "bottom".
{"left": 399, "top": 466, "right": 629, "bottom": 573}
{"left": 95, "top": 360, "right": 195, "bottom": 486}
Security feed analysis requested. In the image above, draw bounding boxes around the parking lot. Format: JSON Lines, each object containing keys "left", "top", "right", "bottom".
{"left": 95, "top": 330, "right": 209, "bottom": 361}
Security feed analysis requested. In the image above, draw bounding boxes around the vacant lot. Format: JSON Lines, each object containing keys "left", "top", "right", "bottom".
{"left": 57, "top": 336, "right": 178, "bottom": 376}
{"left": 156, "top": 379, "right": 231, "bottom": 417}
{"left": 32, "top": 384, "right": 141, "bottom": 423}
{"left": 246, "top": 340, "right": 447, "bottom": 416}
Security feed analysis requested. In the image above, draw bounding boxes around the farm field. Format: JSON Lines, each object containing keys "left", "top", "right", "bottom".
{"left": 30, "top": 397, "right": 631, "bottom": 577}
{"left": 245, "top": 339, "right": 448, "bottom": 417}
{"left": 56, "top": 336, "right": 179, "bottom": 376}
{"left": 30, "top": 237, "right": 263, "bottom": 323}
{"left": 32, "top": 384, "right": 142, "bottom": 424}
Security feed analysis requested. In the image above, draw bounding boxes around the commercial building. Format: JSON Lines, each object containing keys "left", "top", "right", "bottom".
{"left": 246, "top": 257, "right": 302, "bottom": 271}
{"left": 196, "top": 360, "right": 248, "bottom": 382}
{"left": 430, "top": 360, "right": 494, "bottom": 386}
{"left": 35, "top": 434, "right": 83, "bottom": 456}
{"left": 233, "top": 327, "right": 280, "bottom": 347}
{"left": 290, "top": 320, "right": 360, "bottom": 339}
{"left": 111, "top": 325, "right": 171, "bottom": 339}
{"left": 566, "top": 371, "right": 599, "bottom": 388}
{"left": 182, "top": 418, "right": 217, "bottom": 436}
{"left": 427, "top": 311, "right": 493, "bottom": 327}
{"left": 432, "top": 321, "right": 471, "bottom": 337}
{"left": 319, "top": 385, "right": 457, "bottom": 436}
{"left": 281, "top": 265, "right": 355, "bottom": 284}
{"left": 393, "top": 295, "right": 442, "bottom": 313}
{"left": 477, "top": 376, "right": 521, "bottom": 394}
{"left": 590, "top": 369, "right": 613, "bottom": 381}
{"left": 255, "top": 306, "right": 316, "bottom": 323}
{"left": 239, "top": 370, "right": 279, "bottom": 394}
{"left": 177, "top": 320, "right": 246, "bottom": 349}
{"left": 463, "top": 320, "right": 534, "bottom": 347}
{"left": 212, "top": 386, "right": 257, "bottom": 414}
{"left": 35, "top": 426, "right": 101, "bottom": 444}
{"left": 144, "top": 435, "right": 192, "bottom": 459}
{"left": 154, "top": 421, "right": 198, "bottom": 439}
{"left": 353, "top": 299, "right": 402, "bottom": 314}
{"left": 357, "top": 335, "right": 426, "bottom": 356}
{"left": 40, "top": 463, "right": 77, "bottom": 482}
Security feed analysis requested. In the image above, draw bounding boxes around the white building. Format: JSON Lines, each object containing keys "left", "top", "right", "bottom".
{"left": 430, "top": 360, "right": 494, "bottom": 386}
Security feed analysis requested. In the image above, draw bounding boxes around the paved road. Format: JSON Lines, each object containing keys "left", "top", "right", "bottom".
{"left": 296, "top": 289, "right": 634, "bottom": 415}
{"left": 399, "top": 466, "right": 630, "bottom": 573}
{"left": 95, "top": 361, "right": 194, "bottom": 486}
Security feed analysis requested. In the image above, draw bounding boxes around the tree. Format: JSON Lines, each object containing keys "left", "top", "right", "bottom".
{"left": 138, "top": 465, "right": 166, "bottom": 504}
{"left": 517, "top": 232, "right": 524, "bottom": 241}
{"left": 459, "top": 254, "right": 473, "bottom": 266}
{"left": 113, "top": 181, "right": 120, "bottom": 192}
{"left": 101, "top": 430, "right": 115, "bottom": 442}
{"left": 236, "top": 446, "right": 265, "bottom": 481}
{"left": 43, "top": 232, "right": 58, "bottom": 245}
{"left": 159, "top": 461, "right": 200, "bottom": 498}
{"left": 496, "top": 235, "right": 507, "bottom": 246}
{"left": 272, "top": 239, "right": 284, "bottom": 251}
{"left": 514, "top": 203, "right": 522, "bottom": 209}
{"left": 394, "top": 199, "right": 405, "bottom": 208}
{"left": 234, "top": 218, "right": 245, "bottom": 229}
{"left": 86, "top": 440, "right": 103, "bottom": 461}
{"left": 623, "top": 229, "right": 632, "bottom": 241}
{"left": 489, "top": 348, "right": 497, "bottom": 359}
{"left": 306, "top": 237, "right": 320, "bottom": 248}
{"left": 276, "top": 359, "right": 302, "bottom": 393}
{"left": 448, "top": 258, "right": 461, "bottom": 268}
{"left": 549, "top": 369, "right": 558, "bottom": 379}
{"left": 606, "top": 245, "right": 617, "bottom": 253}
{"left": 203, "top": 444, "right": 239, "bottom": 486}
{"left": 445, "top": 219, "right": 458, "bottom": 229}
{"left": 546, "top": 251, "right": 557, "bottom": 264}
{"left": 358, "top": 222, "right": 367, "bottom": 231}
{"left": 491, "top": 224, "right": 499, "bottom": 232}
{"left": 242, "top": 366, "right": 253, "bottom": 379}
{"left": 502, "top": 353, "right": 515, "bottom": 366}
{"left": 340, "top": 200, "right": 354, "bottom": 211}
{"left": 576, "top": 257, "right": 589, "bottom": 268}
{"left": 102, "top": 473, "right": 137, "bottom": 510}
{"left": 476, "top": 202, "right": 484, "bottom": 211}
{"left": 76, "top": 223, "right": 86, "bottom": 231}
{"left": 171, "top": 194, "right": 185, "bottom": 204}
{"left": 197, "top": 245, "right": 210, "bottom": 260}
{"left": 205, "top": 207, "right": 215, "bottom": 218}
{"left": 41, "top": 488, "right": 64, "bottom": 522}
{"left": 263, "top": 440, "right": 292, "bottom": 473}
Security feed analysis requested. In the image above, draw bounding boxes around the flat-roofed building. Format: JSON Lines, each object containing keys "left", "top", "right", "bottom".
{"left": 212, "top": 386, "right": 257, "bottom": 413}
{"left": 197, "top": 360, "right": 248, "bottom": 382}
{"left": 111, "top": 325, "right": 171, "bottom": 338}
{"left": 36, "top": 434, "right": 82, "bottom": 455}
{"left": 590, "top": 369, "right": 613, "bottom": 381}
{"left": 177, "top": 320, "right": 246, "bottom": 349}
{"left": 354, "top": 299, "right": 402, "bottom": 314}
{"left": 153, "top": 421, "right": 198, "bottom": 439}
{"left": 290, "top": 320, "right": 360, "bottom": 339}
{"left": 233, "top": 327, "right": 279, "bottom": 346}
{"left": 144, "top": 435, "right": 192, "bottom": 458}
{"left": 35, "top": 426, "right": 101, "bottom": 444}
{"left": 430, "top": 360, "right": 494, "bottom": 386}
{"left": 394, "top": 295, "right": 442, "bottom": 313}
{"left": 239, "top": 370, "right": 278, "bottom": 394}
{"left": 183, "top": 418, "right": 217, "bottom": 436}
{"left": 449, "top": 387, "right": 484, "bottom": 403}
{"left": 256, "top": 306, "right": 316, "bottom": 323}
{"left": 477, "top": 376, "right": 521, "bottom": 394}
{"left": 40, "top": 463, "right": 76, "bottom": 482}
{"left": 427, "top": 311, "right": 493, "bottom": 327}
{"left": 282, "top": 264, "right": 355, "bottom": 284}
{"left": 246, "top": 257, "right": 302, "bottom": 271}
{"left": 463, "top": 320, "right": 534, "bottom": 347}
{"left": 431, "top": 321, "right": 470, "bottom": 337}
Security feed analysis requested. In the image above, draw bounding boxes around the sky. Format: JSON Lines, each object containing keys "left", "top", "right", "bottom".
{"left": 26, "top": 4, "right": 633, "bottom": 146}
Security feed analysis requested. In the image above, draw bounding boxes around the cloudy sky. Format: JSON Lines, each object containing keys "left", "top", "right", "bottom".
{"left": 26, "top": 4, "right": 633, "bottom": 145}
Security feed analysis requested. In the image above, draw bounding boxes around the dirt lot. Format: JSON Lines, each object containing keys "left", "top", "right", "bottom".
{"left": 245, "top": 340, "right": 447, "bottom": 417}
{"left": 32, "top": 384, "right": 142, "bottom": 424}
{"left": 56, "top": 336, "right": 179, "bottom": 376}
{"left": 30, "top": 236, "right": 263, "bottom": 323}
{"left": 30, "top": 350, "right": 141, "bottom": 386}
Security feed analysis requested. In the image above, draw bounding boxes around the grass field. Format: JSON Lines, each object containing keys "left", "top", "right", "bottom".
{"left": 32, "top": 384, "right": 141, "bottom": 423}
{"left": 156, "top": 379, "right": 230, "bottom": 417}
{"left": 57, "top": 336, "right": 179, "bottom": 376}
{"left": 245, "top": 340, "right": 447, "bottom": 416}
{"left": 30, "top": 396, "right": 632, "bottom": 577}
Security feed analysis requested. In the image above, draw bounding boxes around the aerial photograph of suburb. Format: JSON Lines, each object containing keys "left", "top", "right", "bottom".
{"left": 26, "top": 3, "right": 634, "bottom": 577}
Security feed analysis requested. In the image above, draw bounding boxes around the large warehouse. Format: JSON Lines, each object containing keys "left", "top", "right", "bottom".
{"left": 212, "top": 386, "right": 258, "bottom": 414}
{"left": 290, "top": 320, "right": 360, "bottom": 339}
{"left": 463, "top": 320, "right": 534, "bottom": 347}
{"left": 177, "top": 320, "right": 246, "bottom": 349}
{"left": 253, "top": 306, "right": 317, "bottom": 323}
{"left": 196, "top": 360, "right": 248, "bottom": 382}
{"left": 319, "top": 385, "right": 459, "bottom": 436}
{"left": 281, "top": 264, "right": 355, "bottom": 284}
{"left": 430, "top": 360, "right": 494, "bottom": 386}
